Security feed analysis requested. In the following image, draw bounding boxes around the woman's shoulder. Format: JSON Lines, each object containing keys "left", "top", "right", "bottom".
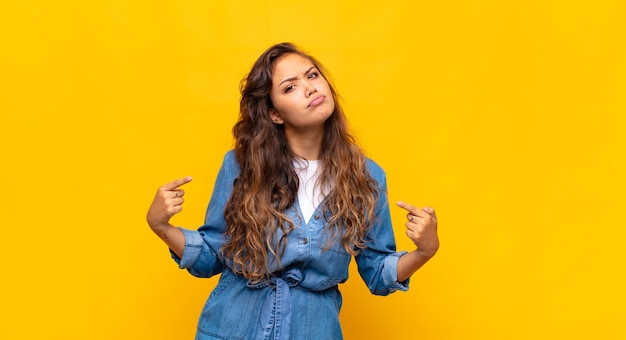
{"left": 219, "top": 149, "right": 241, "bottom": 175}
{"left": 364, "top": 156, "right": 386, "bottom": 180}
{"left": 223, "top": 149, "right": 236, "bottom": 162}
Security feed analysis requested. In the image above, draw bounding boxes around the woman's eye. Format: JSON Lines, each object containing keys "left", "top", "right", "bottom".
{"left": 308, "top": 72, "right": 318, "bottom": 79}
{"left": 284, "top": 85, "right": 294, "bottom": 93}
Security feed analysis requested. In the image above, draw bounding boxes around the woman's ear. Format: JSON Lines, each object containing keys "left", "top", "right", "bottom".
{"left": 269, "top": 109, "right": 284, "bottom": 124}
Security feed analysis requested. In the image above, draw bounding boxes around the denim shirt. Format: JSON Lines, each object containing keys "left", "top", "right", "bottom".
{"left": 171, "top": 151, "right": 409, "bottom": 340}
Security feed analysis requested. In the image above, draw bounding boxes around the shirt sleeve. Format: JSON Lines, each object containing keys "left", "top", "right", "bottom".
{"left": 169, "top": 151, "right": 239, "bottom": 278}
{"left": 355, "top": 161, "right": 410, "bottom": 296}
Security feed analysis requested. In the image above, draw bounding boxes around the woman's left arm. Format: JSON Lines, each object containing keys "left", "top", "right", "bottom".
{"left": 396, "top": 201, "right": 439, "bottom": 282}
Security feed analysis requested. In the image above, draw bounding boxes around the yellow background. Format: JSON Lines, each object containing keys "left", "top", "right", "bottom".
{"left": 1, "top": 0, "right": 625, "bottom": 339}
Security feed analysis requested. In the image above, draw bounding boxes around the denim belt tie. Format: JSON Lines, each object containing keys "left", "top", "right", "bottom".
{"left": 247, "top": 267, "right": 303, "bottom": 340}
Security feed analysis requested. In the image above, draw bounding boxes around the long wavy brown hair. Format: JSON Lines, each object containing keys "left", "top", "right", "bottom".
{"left": 222, "top": 42, "right": 380, "bottom": 283}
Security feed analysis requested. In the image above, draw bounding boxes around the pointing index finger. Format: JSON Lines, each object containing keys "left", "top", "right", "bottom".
{"left": 162, "top": 176, "right": 193, "bottom": 191}
{"left": 396, "top": 201, "right": 427, "bottom": 217}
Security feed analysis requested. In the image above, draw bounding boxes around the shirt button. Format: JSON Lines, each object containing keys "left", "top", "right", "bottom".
{"left": 313, "top": 214, "right": 320, "bottom": 220}
{"left": 302, "top": 238, "right": 308, "bottom": 244}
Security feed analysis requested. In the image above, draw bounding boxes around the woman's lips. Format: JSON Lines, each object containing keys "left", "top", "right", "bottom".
{"left": 308, "top": 95, "right": 325, "bottom": 107}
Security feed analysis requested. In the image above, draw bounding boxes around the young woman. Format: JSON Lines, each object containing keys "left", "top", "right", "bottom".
{"left": 146, "top": 42, "right": 439, "bottom": 340}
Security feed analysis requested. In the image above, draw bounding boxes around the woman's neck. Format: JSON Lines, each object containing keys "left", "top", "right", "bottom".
{"left": 285, "top": 127, "right": 323, "bottom": 160}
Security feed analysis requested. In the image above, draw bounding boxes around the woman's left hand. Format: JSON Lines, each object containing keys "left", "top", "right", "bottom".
{"left": 396, "top": 201, "right": 439, "bottom": 257}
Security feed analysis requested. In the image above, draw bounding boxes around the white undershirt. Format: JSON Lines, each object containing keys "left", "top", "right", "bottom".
{"left": 293, "top": 159, "right": 325, "bottom": 224}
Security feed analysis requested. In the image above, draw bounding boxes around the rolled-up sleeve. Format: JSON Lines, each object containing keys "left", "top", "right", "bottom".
{"left": 170, "top": 228, "right": 208, "bottom": 267}
{"left": 355, "top": 160, "right": 410, "bottom": 296}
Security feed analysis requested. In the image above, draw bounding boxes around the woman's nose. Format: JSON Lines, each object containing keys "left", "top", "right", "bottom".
{"left": 305, "top": 82, "right": 317, "bottom": 97}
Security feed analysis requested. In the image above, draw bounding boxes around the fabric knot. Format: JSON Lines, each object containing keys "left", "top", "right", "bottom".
{"left": 247, "top": 267, "right": 303, "bottom": 340}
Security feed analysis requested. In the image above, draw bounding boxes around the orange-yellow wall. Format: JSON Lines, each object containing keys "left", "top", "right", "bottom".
{"left": 2, "top": 1, "right": 625, "bottom": 339}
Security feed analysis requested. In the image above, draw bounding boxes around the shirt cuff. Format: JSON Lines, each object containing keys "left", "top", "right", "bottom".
{"left": 382, "top": 251, "right": 410, "bottom": 292}
{"left": 169, "top": 227, "right": 204, "bottom": 269}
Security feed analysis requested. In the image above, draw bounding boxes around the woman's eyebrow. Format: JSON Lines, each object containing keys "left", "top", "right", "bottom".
{"left": 279, "top": 66, "right": 317, "bottom": 86}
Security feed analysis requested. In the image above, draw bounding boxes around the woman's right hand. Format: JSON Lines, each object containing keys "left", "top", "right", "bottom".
{"left": 146, "top": 176, "right": 193, "bottom": 230}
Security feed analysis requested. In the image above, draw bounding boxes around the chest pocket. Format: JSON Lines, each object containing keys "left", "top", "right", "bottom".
{"left": 309, "top": 226, "right": 352, "bottom": 290}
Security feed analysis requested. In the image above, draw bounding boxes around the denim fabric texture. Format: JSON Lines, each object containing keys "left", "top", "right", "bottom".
{"left": 171, "top": 151, "right": 409, "bottom": 339}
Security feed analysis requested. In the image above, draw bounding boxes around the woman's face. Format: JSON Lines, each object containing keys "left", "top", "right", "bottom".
{"left": 269, "top": 53, "right": 335, "bottom": 133}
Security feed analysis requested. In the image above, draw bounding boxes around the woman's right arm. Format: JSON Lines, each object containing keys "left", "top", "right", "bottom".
{"left": 146, "top": 176, "right": 193, "bottom": 258}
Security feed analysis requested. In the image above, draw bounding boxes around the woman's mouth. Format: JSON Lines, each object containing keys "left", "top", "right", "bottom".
{"left": 308, "top": 95, "right": 325, "bottom": 107}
